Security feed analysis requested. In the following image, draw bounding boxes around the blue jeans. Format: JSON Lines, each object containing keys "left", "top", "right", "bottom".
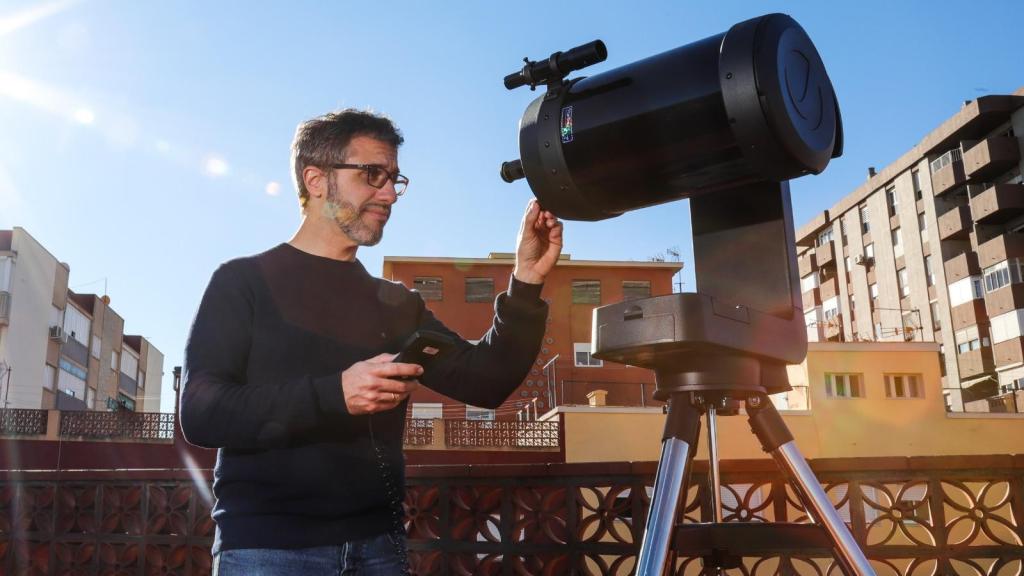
{"left": 212, "top": 533, "right": 408, "bottom": 576}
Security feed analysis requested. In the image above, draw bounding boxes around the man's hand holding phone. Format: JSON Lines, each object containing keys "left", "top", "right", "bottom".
{"left": 341, "top": 354, "right": 422, "bottom": 415}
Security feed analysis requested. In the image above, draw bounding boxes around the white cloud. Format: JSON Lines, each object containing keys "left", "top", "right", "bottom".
{"left": 0, "top": 0, "right": 80, "bottom": 38}
{"left": 265, "top": 181, "right": 281, "bottom": 196}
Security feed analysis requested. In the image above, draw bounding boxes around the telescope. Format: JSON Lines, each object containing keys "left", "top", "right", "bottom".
{"left": 502, "top": 14, "right": 875, "bottom": 576}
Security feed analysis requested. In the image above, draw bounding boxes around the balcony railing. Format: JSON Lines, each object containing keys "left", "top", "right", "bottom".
{"left": 444, "top": 419, "right": 559, "bottom": 449}
{"left": 971, "top": 183, "right": 1024, "bottom": 225}
{"left": 937, "top": 204, "right": 972, "bottom": 241}
{"left": 0, "top": 408, "right": 48, "bottom": 436}
{"left": 58, "top": 410, "right": 175, "bottom": 441}
{"left": 944, "top": 251, "right": 980, "bottom": 283}
{"left": 930, "top": 148, "right": 966, "bottom": 196}
{"left": 964, "top": 136, "right": 1021, "bottom": 182}
{"left": 1, "top": 456, "right": 1022, "bottom": 574}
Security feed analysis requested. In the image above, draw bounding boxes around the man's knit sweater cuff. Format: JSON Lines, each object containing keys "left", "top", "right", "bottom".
{"left": 508, "top": 275, "right": 543, "bottom": 303}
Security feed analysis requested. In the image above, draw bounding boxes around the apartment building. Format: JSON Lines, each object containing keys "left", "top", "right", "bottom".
{"left": 0, "top": 227, "right": 163, "bottom": 412}
{"left": 382, "top": 253, "right": 683, "bottom": 420}
{"left": 796, "top": 89, "right": 1024, "bottom": 411}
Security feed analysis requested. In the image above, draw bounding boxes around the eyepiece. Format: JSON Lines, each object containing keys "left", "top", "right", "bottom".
{"left": 504, "top": 40, "right": 607, "bottom": 90}
{"left": 500, "top": 160, "right": 526, "bottom": 183}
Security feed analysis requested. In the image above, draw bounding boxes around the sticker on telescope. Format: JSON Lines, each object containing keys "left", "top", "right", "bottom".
{"left": 560, "top": 106, "right": 574, "bottom": 143}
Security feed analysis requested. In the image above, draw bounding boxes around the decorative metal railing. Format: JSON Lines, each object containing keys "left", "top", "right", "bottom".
{"left": 404, "top": 418, "right": 435, "bottom": 446}
{"left": 444, "top": 419, "right": 559, "bottom": 449}
{"left": 0, "top": 457, "right": 1022, "bottom": 574}
{"left": 0, "top": 408, "right": 48, "bottom": 436}
{"left": 58, "top": 410, "right": 176, "bottom": 441}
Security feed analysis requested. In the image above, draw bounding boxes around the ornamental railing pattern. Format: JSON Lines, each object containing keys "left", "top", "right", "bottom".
{"left": 444, "top": 419, "right": 559, "bottom": 449}
{"left": 59, "top": 411, "right": 176, "bottom": 441}
{"left": 404, "top": 418, "right": 435, "bottom": 446}
{"left": 0, "top": 408, "right": 48, "bottom": 436}
{"left": 0, "top": 457, "right": 1022, "bottom": 575}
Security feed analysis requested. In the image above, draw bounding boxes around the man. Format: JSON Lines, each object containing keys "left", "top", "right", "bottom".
{"left": 179, "top": 109, "right": 562, "bottom": 575}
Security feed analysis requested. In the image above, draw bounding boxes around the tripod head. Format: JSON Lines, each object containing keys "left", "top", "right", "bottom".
{"left": 501, "top": 14, "right": 844, "bottom": 396}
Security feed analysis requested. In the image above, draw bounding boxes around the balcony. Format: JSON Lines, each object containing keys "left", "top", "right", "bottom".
{"left": 994, "top": 337, "right": 1024, "bottom": 369}
{"left": 950, "top": 299, "right": 988, "bottom": 331}
{"left": 937, "top": 205, "right": 972, "bottom": 241}
{"left": 802, "top": 287, "right": 821, "bottom": 310}
{"left": 984, "top": 283, "right": 1024, "bottom": 317}
{"left": 819, "top": 276, "right": 839, "bottom": 302}
{"left": 930, "top": 151, "right": 966, "bottom": 196}
{"left": 944, "top": 251, "right": 980, "bottom": 283}
{"left": 957, "top": 346, "right": 996, "bottom": 379}
{"left": 119, "top": 372, "right": 138, "bottom": 396}
{"left": 797, "top": 250, "right": 816, "bottom": 277}
{"left": 971, "top": 183, "right": 1024, "bottom": 225}
{"left": 0, "top": 290, "right": 9, "bottom": 325}
{"left": 977, "top": 233, "right": 1024, "bottom": 269}
{"left": 814, "top": 242, "right": 835, "bottom": 268}
{"left": 964, "top": 136, "right": 1021, "bottom": 182}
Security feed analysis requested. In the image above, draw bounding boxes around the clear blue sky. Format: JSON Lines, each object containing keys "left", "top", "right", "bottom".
{"left": 1, "top": 0, "right": 1021, "bottom": 412}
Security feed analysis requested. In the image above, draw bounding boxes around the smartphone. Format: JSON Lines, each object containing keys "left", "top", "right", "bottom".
{"left": 393, "top": 330, "right": 455, "bottom": 375}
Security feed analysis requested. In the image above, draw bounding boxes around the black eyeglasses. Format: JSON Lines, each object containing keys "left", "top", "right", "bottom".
{"left": 331, "top": 164, "right": 409, "bottom": 196}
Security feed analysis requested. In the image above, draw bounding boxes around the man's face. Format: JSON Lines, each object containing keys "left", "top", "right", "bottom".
{"left": 322, "top": 135, "right": 400, "bottom": 247}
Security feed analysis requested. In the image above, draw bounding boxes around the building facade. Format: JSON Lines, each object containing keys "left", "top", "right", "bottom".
{"left": 796, "top": 90, "right": 1024, "bottom": 412}
{"left": 382, "top": 253, "right": 683, "bottom": 420}
{"left": 0, "top": 227, "right": 163, "bottom": 412}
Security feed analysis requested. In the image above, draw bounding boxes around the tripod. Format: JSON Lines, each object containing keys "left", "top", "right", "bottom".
{"left": 635, "top": 377, "right": 874, "bottom": 574}
{"left": 590, "top": 182, "right": 875, "bottom": 575}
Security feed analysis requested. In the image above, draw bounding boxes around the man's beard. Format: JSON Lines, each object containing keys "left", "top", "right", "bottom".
{"left": 323, "top": 178, "right": 388, "bottom": 247}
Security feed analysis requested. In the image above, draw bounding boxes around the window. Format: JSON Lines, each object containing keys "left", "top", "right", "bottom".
{"left": 839, "top": 217, "right": 848, "bottom": 240}
{"left": 912, "top": 170, "right": 922, "bottom": 200}
{"left": 465, "top": 278, "right": 494, "bottom": 303}
{"left": 138, "top": 371, "right": 145, "bottom": 390}
{"left": 817, "top": 227, "right": 834, "bottom": 247}
{"left": 91, "top": 335, "right": 101, "bottom": 359}
{"left": 572, "top": 280, "right": 601, "bottom": 304}
{"left": 859, "top": 204, "right": 870, "bottom": 233}
{"left": 955, "top": 326, "right": 988, "bottom": 353}
{"left": 844, "top": 256, "right": 851, "bottom": 273}
{"left": 990, "top": 309, "right": 1024, "bottom": 344}
{"left": 466, "top": 406, "right": 496, "bottom": 421}
{"left": 413, "top": 277, "right": 443, "bottom": 301}
{"left": 116, "top": 393, "right": 136, "bottom": 411}
{"left": 898, "top": 268, "right": 910, "bottom": 297}
{"left": 930, "top": 301, "right": 941, "bottom": 330}
{"left": 111, "top": 351, "right": 119, "bottom": 371}
{"left": 0, "top": 256, "right": 12, "bottom": 292}
{"left": 800, "top": 273, "right": 818, "bottom": 293}
{"left": 892, "top": 228, "right": 903, "bottom": 258}
{"left": 120, "top": 347, "right": 139, "bottom": 378}
{"left": 885, "top": 374, "right": 923, "bottom": 398}
{"left": 574, "top": 342, "right": 603, "bottom": 367}
{"left": 57, "top": 366, "right": 86, "bottom": 399}
{"left": 983, "top": 259, "right": 1024, "bottom": 293}
{"left": 865, "top": 243, "right": 875, "bottom": 259}
{"left": 924, "top": 256, "right": 935, "bottom": 287}
{"left": 622, "top": 280, "right": 651, "bottom": 301}
{"left": 870, "top": 283, "right": 879, "bottom": 301}
{"left": 849, "top": 294, "right": 855, "bottom": 311}
{"left": 948, "top": 276, "right": 983, "bottom": 307}
{"left": 825, "top": 373, "right": 864, "bottom": 398}
{"left": 874, "top": 322, "right": 884, "bottom": 340}
{"left": 918, "top": 212, "right": 928, "bottom": 242}
{"left": 62, "top": 304, "right": 91, "bottom": 346}
{"left": 886, "top": 186, "right": 898, "bottom": 217}
{"left": 823, "top": 297, "right": 839, "bottom": 321}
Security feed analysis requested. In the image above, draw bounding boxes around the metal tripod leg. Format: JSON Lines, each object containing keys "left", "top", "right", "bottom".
{"left": 746, "top": 394, "right": 875, "bottom": 576}
{"left": 635, "top": 395, "right": 702, "bottom": 576}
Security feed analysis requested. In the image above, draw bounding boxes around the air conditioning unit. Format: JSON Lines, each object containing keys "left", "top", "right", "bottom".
{"left": 48, "top": 325, "right": 69, "bottom": 343}
{"left": 855, "top": 254, "right": 874, "bottom": 266}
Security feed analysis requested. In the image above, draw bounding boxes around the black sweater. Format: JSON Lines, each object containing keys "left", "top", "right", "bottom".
{"left": 180, "top": 244, "right": 546, "bottom": 553}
